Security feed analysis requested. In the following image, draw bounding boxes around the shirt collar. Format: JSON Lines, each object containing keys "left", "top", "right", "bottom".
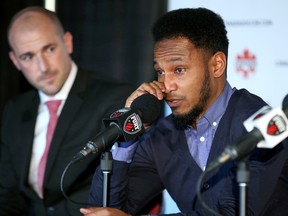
{"left": 196, "top": 81, "right": 234, "bottom": 127}
{"left": 39, "top": 61, "right": 78, "bottom": 104}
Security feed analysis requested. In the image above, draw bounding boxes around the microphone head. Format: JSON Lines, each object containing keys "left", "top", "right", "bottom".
{"left": 131, "top": 94, "right": 161, "bottom": 123}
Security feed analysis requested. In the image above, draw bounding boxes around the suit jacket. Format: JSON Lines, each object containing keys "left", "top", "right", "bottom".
{"left": 0, "top": 69, "right": 134, "bottom": 216}
{"left": 89, "top": 89, "right": 288, "bottom": 215}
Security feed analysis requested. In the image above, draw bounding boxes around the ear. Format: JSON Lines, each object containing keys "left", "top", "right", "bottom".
{"left": 211, "top": 51, "right": 226, "bottom": 78}
{"left": 9, "top": 51, "right": 21, "bottom": 70}
{"left": 63, "top": 31, "right": 73, "bottom": 54}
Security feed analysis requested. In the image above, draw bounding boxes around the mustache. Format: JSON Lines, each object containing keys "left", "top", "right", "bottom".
{"left": 164, "top": 93, "right": 185, "bottom": 101}
{"left": 37, "top": 70, "right": 57, "bottom": 81}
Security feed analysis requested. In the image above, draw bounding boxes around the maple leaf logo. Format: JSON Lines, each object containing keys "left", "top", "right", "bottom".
{"left": 235, "top": 49, "right": 257, "bottom": 78}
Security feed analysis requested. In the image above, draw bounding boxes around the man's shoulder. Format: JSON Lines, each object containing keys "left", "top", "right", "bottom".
{"left": 1, "top": 90, "right": 38, "bottom": 121}
{"left": 230, "top": 88, "right": 267, "bottom": 111}
{"left": 6, "top": 90, "right": 38, "bottom": 107}
{"left": 220, "top": 88, "right": 267, "bottom": 129}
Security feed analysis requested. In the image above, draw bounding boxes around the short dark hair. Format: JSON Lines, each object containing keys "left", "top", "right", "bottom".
{"left": 152, "top": 8, "right": 229, "bottom": 57}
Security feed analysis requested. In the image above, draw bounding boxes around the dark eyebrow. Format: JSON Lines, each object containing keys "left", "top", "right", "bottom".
{"left": 18, "top": 43, "right": 56, "bottom": 59}
{"left": 43, "top": 43, "right": 56, "bottom": 50}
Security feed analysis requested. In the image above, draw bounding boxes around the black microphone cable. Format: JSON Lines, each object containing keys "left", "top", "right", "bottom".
{"left": 60, "top": 160, "right": 92, "bottom": 206}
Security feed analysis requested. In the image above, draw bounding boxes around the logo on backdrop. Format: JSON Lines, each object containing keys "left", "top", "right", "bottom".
{"left": 235, "top": 49, "right": 257, "bottom": 78}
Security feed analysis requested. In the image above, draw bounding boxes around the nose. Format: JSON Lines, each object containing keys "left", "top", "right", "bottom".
{"left": 36, "top": 54, "right": 49, "bottom": 73}
{"left": 163, "top": 73, "right": 177, "bottom": 93}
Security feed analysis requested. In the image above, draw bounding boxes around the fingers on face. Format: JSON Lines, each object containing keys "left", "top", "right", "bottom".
{"left": 125, "top": 81, "right": 165, "bottom": 107}
{"left": 139, "top": 81, "right": 165, "bottom": 98}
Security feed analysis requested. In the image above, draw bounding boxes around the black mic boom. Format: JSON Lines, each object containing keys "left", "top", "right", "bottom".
{"left": 206, "top": 128, "right": 263, "bottom": 172}
{"left": 71, "top": 94, "right": 161, "bottom": 163}
{"left": 206, "top": 94, "right": 288, "bottom": 172}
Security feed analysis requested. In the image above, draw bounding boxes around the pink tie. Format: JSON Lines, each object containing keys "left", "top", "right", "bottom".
{"left": 38, "top": 100, "right": 62, "bottom": 196}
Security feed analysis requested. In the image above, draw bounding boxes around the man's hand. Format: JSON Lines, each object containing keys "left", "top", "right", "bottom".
{"left": 80, "top": 207, "right": 131, "bottom": 216}
{"left": 124, "top": 81, "right": 165, "bottom": 130}
{"left": 125, "top": 81, "right": 166, "bottom": 108}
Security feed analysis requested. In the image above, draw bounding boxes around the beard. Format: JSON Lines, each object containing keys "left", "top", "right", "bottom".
{"left": 172, "top": 71, "right": 211, "bottom": 130}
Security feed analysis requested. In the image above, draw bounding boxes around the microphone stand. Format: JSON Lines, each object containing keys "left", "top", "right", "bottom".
{"left": 236, "top": 157, "right": 250, "bottom": 216}
{"left": 101, "top": 151, "right": 113, "bottom": 207}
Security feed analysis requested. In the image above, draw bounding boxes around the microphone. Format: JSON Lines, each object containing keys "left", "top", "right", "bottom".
{"left": 206, "top": 95, "right": 288, "bottom": 172}
{"left": 71, "top": 94, "right": 161, "bottom": 163}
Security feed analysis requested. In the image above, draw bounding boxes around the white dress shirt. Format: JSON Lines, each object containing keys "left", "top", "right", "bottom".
{"left": 29, "top": 62, "right": 77, "bottom": 197}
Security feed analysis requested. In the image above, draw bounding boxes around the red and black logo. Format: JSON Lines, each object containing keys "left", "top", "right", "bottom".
{"left": 267, "top": 115, "right": 287, "bottom": 136}
{"left": 123, "top": 113, "right": 142, "bottom": 134}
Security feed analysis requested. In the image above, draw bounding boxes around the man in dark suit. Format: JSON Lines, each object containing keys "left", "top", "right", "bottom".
{"left": 81, "top": 8, "right": 288, "bottom": 216}
{"left": 0, "top": 6, "right": 133, "bottom": 216}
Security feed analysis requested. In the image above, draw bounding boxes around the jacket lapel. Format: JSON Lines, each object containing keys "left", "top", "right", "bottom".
{"left": 43, "top": 69, "right": 86, "bottom": 185}
{"left": 20, "top": 95, "right": 41, "bottom": 197}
